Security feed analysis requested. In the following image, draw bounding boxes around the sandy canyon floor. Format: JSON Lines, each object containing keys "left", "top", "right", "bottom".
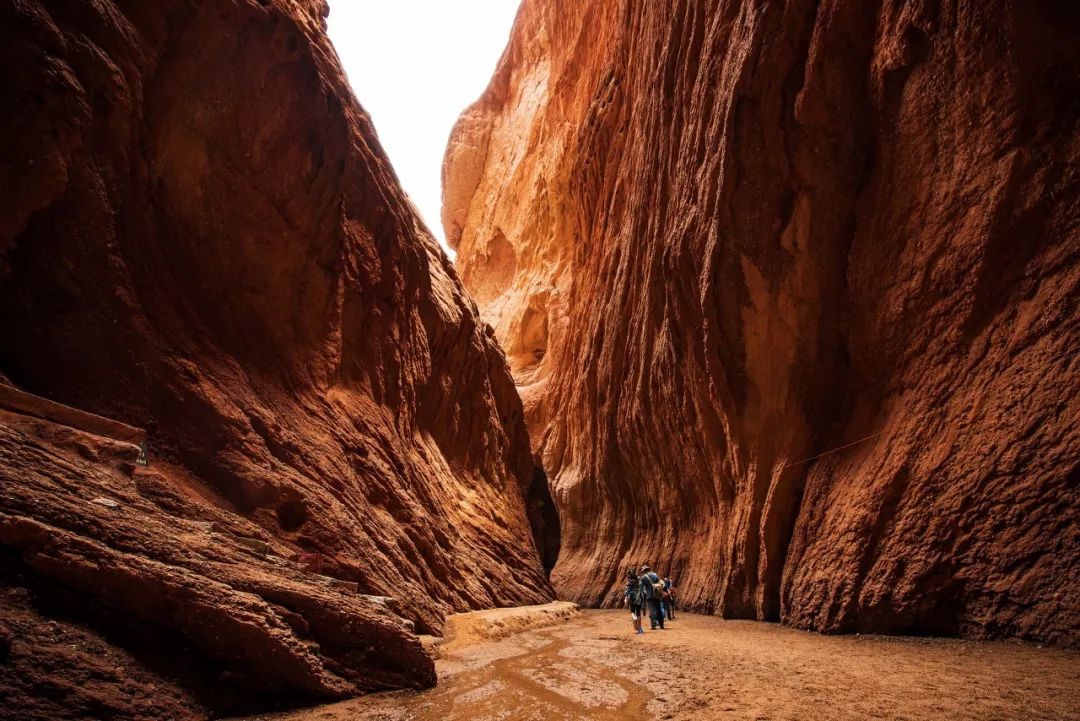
{"left": 239, "top": 605, "right": 1079, "bottom": 721}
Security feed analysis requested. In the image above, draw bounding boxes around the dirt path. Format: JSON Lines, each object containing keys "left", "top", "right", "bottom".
{"left": 239, "top": 610, "right": 1080, "bottom": 721}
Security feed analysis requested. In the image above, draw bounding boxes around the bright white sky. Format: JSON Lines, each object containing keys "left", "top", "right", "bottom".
{"left": 327, "top": 1, "right": 521, "bottom": 256}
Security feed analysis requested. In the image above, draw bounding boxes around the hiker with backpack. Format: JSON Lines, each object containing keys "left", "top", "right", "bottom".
{"left": 623, "top": 569, "right": 645, "bottom": 634}
{"left": 639, "top": 564, "right": 665, "bottom": 630}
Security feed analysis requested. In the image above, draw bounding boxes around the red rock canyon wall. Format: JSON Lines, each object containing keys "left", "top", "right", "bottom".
{"left": 445, "top": 0, "right": 1080, "bottom": 646}
{"left": 0, "top": 0, "right": 551, "bottom": 717}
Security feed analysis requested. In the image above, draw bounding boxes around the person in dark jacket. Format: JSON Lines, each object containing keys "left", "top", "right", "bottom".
{"left": 622, "top": 569, "right": 645, "bottom": 634}
{"left": 639, "top": 564, "right": 665, "bottom": 630}
{"left": 663, "top": 577, "right": 676, "bottom": 620}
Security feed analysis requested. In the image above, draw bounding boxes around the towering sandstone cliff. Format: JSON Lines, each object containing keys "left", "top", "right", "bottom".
{"left": 0, "top": 0, "right": 550, "bottom": 717}
{"left": 445, "top": 0, "right": 1079, "bottom": 645}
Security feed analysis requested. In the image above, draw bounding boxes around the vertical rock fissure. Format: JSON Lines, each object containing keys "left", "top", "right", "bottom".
{"left": 525, "top": 465, "right": 561, "bottom": 575}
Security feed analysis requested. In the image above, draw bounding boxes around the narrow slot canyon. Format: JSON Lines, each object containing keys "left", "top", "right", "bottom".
{"left": 0, "top": 1, "right": 1077, "bottom": 720}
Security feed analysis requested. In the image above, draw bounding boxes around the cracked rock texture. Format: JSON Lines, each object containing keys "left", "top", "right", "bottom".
{"left": 0, "top": 0, "right": 550, "bottom": 717}
{"left": 445, "top": 0, "right": 1079, "bottom": 646}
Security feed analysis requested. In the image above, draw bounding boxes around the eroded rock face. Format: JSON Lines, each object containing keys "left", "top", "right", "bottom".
{"left": 0, "top": 0, "right": 550, "bottom": 716}
{"left": 445, "top": 0, "right": 1080, "bottom": 646}
{"left": 0, "top": 410, "right": 436, "bottom": 718}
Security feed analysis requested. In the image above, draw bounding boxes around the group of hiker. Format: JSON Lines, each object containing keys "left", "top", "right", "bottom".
{"left": 622, "top": 564, "right": 676, "bottom": 634}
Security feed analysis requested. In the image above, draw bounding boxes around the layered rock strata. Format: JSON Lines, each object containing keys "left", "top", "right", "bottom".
{"left": 0, "top": 0, "right": 551, "bottom": 716}
{"left": 445, "top": 0, "right": 1080, "bottom": 646}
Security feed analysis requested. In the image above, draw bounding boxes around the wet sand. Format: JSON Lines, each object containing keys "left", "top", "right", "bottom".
{"left": 240, "top": 609, "right": 1080, "bottom": 721}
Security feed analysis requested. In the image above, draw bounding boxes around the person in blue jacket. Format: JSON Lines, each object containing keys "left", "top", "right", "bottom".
{"left": 663, "top": 576, "right": 676, "bottom": 620}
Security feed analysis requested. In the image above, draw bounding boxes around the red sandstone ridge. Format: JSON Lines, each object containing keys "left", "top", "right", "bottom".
{"left": 0, "top": 0, "right": 551, "bottom": 717}
{"left": 445, "top": 0, "right": 1080, "bottom": 646}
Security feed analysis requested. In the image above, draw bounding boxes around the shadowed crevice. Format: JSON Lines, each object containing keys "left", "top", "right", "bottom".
{"left": 525, "top": 465, "right": 561, "bottom": 576}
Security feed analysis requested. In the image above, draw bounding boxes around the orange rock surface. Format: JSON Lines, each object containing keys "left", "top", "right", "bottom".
{"left": 445, "top": 0, "right": 1079, "bottom": 645}
{"left": 0, "top": 0, "right": 550, "bottom": 716}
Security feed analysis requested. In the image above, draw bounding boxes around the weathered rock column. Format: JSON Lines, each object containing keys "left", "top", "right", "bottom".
{"left": 445, "top": 0, "right": 1080, "bottom": 646}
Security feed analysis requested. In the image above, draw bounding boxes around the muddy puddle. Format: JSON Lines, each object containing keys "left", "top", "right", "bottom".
{"left": 384, "top": 631, "right": 651, "bottom": 720}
